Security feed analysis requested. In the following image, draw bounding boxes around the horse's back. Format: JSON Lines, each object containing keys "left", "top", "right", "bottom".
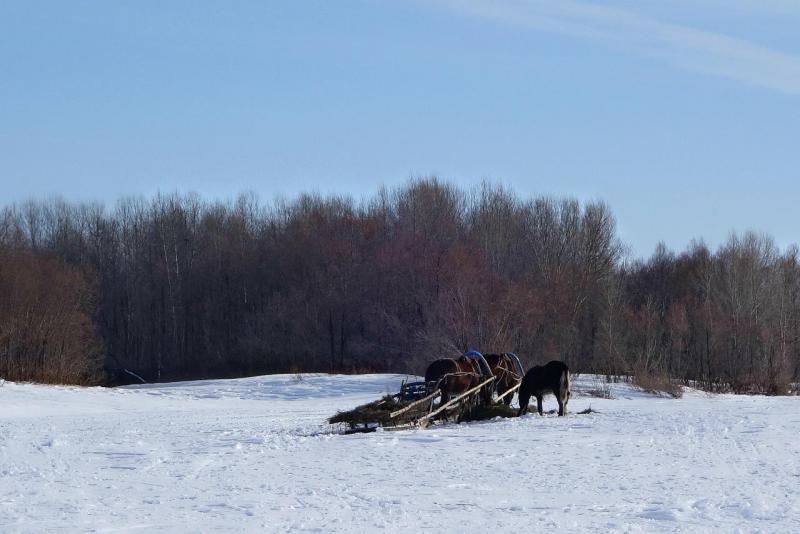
{"left": 455, "top": 355, "right": 479, "bottom": 374}
{"left": 545, "top": 359, "right": 568, "bottom": 370}
{"left": 483, "top": 353, "right": 502, "bottom": 369}
{"left": 522, "top": 360, "right": 569, "bottom": 392}
{"left": 484, "top": 352, "right": 522, "bottom": 374}
{"left": 543, "top": 360, "right": 569, "bottom": 379}
{"left": 425, "top": 358, "right": 457, "bottom": 383}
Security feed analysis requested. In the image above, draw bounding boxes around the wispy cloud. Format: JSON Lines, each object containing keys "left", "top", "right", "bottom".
{"left": 431, "top": 0, "right": 800, "bottom": 95}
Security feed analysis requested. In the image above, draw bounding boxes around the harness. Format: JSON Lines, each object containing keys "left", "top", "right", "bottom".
{"left": 495, "top": 358, "right": 522, "bottom": 382}
{"left": 434, "top": 370, "right": 478, "bottom": 393}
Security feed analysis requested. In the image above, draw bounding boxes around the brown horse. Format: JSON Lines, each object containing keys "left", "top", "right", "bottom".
{"left": 517, "top": 360, "right": 570, "bottom": 416}
{"left": 458, "top": 353, "right": 496, "bottom": 405}
{"left": 483, "top": 352, "right": 524, "bottom": 405}
{"left": 424, "top": 356, "right": 482, "bottom": 404}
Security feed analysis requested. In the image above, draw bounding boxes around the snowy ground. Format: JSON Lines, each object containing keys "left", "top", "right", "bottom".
{"left": 1, "top": 374, "right": 799, "bottom": 533}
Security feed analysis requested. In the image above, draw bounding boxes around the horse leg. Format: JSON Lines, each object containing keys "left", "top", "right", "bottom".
{"left": 517, "top": 389, "right": 531, "bottom": 417}
{"left": 557, "top": 392, "right": 564, "bottom": 416}
{"left": 439, "top": 386, "right": 449, "bottom": 407}
{"left": 481, "top": 383, "right": 491, "bottom": 406}
{"left": 503, "top": 390, "right": 513, "bottom": 406}
{"left": 536, "top": 395, "right": 543, "bottom": 416}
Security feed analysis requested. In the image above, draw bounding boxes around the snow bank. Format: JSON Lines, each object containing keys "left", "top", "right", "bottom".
{"left": 1, "top": 374, "right": 799, "bottom": 532}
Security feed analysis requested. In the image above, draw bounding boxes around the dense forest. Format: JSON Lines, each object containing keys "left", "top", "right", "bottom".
{"left": 1, "top": 179, "right": 798, "bottom": 393}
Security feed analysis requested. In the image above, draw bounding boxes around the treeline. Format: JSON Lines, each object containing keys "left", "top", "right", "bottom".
{"left": 0, "top": 248, "right": 102, "bottom": 384}
{"left": 0, "top": 179, "right": 797, "bottom": 392}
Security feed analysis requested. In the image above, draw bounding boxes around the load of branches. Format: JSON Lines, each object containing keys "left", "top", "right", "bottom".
{"left": 328, "top": 395, "right": 412, "bottom": 428}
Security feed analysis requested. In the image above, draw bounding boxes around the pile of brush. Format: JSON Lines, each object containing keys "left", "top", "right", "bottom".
{"left": 329, "top": 396, "right": 599, "bottom": 434}
{"left": 462, "top": 403, "right": 522, "bottom": 420}
{"left": 329, "top": 396, "right": 520, "bottom": 432}
{"left": 328, "top": 395, "right": 422, "bottom": 430}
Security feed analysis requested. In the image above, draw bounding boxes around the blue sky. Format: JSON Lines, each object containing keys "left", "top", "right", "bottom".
{"left": 1, "top": 1, "right": 799, "bottom": 258}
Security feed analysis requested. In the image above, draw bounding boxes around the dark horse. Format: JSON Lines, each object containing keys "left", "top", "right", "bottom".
{"left": 425, "top": 355, "right": 488, "bottom": 404}
{"left": 517, "top": 360, "right": 570, "bottom": 416}
{"left": 483, "top": 353, "right": 524, "bottom": 405}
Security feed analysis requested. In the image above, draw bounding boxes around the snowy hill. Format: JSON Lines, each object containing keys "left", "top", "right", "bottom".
{"left": 1, "top": 374, "right": 799, "bottom": 532}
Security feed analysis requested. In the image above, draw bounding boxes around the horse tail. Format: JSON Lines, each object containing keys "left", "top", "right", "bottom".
{"left": 560, "top": 367, "right": 570, "bottom": 400}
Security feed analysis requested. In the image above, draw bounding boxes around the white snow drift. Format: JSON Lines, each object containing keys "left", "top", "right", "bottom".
{"left": 1, "top": 374, "right": 799, "bottom": 532}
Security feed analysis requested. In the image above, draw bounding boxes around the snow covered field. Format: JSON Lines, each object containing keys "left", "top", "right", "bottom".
{"left": 1, "top": 374, "right": 799, "bottom": 533}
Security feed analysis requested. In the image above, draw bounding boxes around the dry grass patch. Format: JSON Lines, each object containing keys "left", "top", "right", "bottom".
{"left": 634, "top": 370, "right": 683, "bottom": 398}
